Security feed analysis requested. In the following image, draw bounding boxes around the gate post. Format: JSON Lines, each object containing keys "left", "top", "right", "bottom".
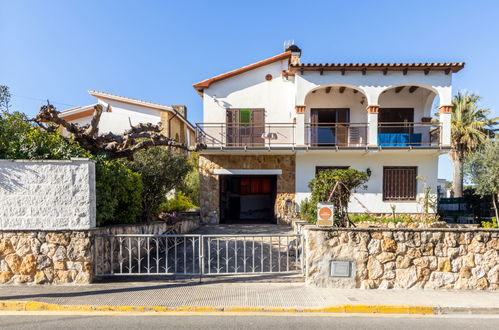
{"left": 199, "top": 235, "right": 204, "bottom": 281}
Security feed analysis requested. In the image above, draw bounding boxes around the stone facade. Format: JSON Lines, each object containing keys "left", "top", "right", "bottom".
{"left": 0, "top": 159, "right": 96, "bottom": 230}
{"left": 0, "top": 214, "right": 200, "bottom": 285}
{"left": 0, "top": 231, "right": 92, "bottom": 284}
{"left": 199, "top": 154, "right": 295, "bottom": 224}
{"left": 304, "top": 227, "right": 498, "bottom": 290}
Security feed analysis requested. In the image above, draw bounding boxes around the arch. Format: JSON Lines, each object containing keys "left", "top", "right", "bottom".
{"left": 375, "top": 83, "right": 449, "bottom": 107}
{"left": 304, "top": 83, "right": 368, "bottom": 102}
{"left": 378, "top": 83, "right": 439, "bottom": 121}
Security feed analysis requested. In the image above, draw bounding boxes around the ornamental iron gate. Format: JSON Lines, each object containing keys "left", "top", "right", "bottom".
{"left": 94, "top": 234, "right": 304, "bottom": 277}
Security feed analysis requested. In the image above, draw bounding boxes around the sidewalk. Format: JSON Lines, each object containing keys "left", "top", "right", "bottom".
{"left": 1, "top": 280, "right": 498, "bottom": 314}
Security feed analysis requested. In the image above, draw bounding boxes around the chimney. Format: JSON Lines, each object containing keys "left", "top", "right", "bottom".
{"left": 286, "top": 44, "right": 302, "bottom": 66}
{"left": 171, "top": 105, "right": 187, "bottom": 118}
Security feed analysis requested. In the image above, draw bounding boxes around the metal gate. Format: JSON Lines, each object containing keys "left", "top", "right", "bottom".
{"left": 94, "top": 234, "right": 304, "bottom": 277}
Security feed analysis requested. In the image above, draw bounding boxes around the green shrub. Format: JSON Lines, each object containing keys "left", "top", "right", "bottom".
{"left": 126, "top": 147, "right": 192, "bottom": 221}
{"left": 349, "top": 213, "right": 376, "bottom": 223}
{"left": 298, "top": 198, "right": 317, "bottom": 224}
{"left": 0, "top": 111, "right": 87, "bottom": 159}
{"left": 159, "top": 192, "right": 196, "bottom": 213}
{"left": 308, "top": 168, "right": 369, "bottom": 227}
{"left": 180, "top": 152, "right": 200, "bottom": 206}
{"left": 481, "top": 217, "right": 498, "bottom": 228}
{"left": 95, "top": 158, "right": 143, "bottom": 226}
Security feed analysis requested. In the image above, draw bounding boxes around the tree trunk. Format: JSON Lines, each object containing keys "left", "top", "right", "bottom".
{"left": 451, "top": 151, "right": 463, "bottom": 197}
{"left": 493, "top": 193, "right": 499, "bottom": 221}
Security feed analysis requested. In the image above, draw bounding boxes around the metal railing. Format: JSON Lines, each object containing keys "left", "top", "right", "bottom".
{"left": 196, "top": 123, "right": 295, "bottom": 148}
{"left": 377, "top": 122, "right": 441, "bottom": 147}
{"left": 94, "top": 233, "right": 304, "bottom": 276}
{"left": 305, "top": 122, "right": 368, "bottom": 147}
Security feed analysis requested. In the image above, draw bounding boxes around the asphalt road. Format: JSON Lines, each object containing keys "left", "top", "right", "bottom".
{"left": 0, "top": 313, "right": 498, "bottom": 330}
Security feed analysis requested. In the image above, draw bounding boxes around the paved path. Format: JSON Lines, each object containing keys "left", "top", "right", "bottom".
{"left": 1, "top": 314, "right": 498, "bottom": 330}
{"left": 191, "top": 224, "right": 294, "bottom": 235}
{"left": 1, "top": 282, "right": 498, "bottom": 312}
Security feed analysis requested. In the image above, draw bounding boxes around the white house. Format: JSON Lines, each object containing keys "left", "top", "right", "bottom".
{"left": 193, "top": 45, "right": 464, "bottom": 224}
{"left": 59, "top": 90, "right": 196, "bottom": 146}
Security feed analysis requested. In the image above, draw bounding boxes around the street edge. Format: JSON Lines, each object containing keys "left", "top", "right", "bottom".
{"left": 0, "top": 301, "right": 497, "bottom": 315}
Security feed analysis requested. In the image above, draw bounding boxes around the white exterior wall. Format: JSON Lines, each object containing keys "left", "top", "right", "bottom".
{"left": 304, "top": 87, "right": 367, "bottom": 123}
{"left": 295, "top": 70, "right": 452, "bottom": 106}
{"left": 64, "top": 99, "right": 162, "bottom": 136}
{"left": 378, "top": 87, "right": 436, "bottom": 120}
{"left": 94, "top": 99, "right": 162, "bottom": 134}
{"left": 295, "top": 151, "right": 439, "bottom": 214}
{"left": 203, "top": 60, "right": 295, "bottom": 123}
{"left": 0, "top": 159, "right": 96, "bottom": 230}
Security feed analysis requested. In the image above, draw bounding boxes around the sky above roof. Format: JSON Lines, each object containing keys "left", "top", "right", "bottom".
{"left": 1, "top": 0, "right": 498, "bottom": 181}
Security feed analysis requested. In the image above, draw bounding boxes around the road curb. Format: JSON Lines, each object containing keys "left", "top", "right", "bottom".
{"left": 3, "top": 300, "right": 493, "bottom": 315}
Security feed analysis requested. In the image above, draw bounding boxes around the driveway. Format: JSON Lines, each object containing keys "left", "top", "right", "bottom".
{"left": 191, "top": 224, "right": 294, "bottom": 235}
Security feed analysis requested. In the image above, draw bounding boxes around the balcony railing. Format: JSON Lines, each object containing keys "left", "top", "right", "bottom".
{"left": 195, "top": 121, "right": 442, "bottom": 149}
{"left": 196, "top": 123, "right": 295, "bottom": 148}
{"left": 377, "top": 122, "right": 441, "bottom": 147}
{"left": 305, "top": 122, "right": 368, "bottom": 147}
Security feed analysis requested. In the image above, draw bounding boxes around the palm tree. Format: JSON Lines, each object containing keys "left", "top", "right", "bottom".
{"left": 450, "top": 91, "right": 497, "bottom": 197}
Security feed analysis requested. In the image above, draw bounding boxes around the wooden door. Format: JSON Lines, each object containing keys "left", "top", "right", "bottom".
{"left": 226, "top": 109, "right": 265, "bottom": 146}
{"left": 335, "top": 109, "right": 350, "bottom": 146}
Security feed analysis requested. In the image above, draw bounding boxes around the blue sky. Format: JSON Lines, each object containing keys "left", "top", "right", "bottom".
{"left": 1, "top": 0, "right": 498, "bottom": 180}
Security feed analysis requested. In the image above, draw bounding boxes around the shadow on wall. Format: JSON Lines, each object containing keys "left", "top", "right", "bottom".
{"left": 0, "top": 163, "right": 39, "bottom": 193}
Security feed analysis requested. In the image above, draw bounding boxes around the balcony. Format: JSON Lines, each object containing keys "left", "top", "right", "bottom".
{"left": 304, "top": 123, "right": 368, "bottom": 147}
{"left": 196, "top": 122, "right": 442, "bottom": 150}
{"left": 377, "top": 122, "right": 441, "bottom": 147}
{"left": 196, "top": 123, "right": 295, "bottom": 149}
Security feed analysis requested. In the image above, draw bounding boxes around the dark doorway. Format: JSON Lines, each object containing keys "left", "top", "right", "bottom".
{"left": 310, "top": 108, "right": 350, "bottom": 146}
{"left": 379, "top": 108, "right": 414, "bottom": 133}
{"left": 220, "top": 175, "right": 277, "bottom": 224}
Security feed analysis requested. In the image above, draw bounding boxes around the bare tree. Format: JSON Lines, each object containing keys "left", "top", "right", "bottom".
{"left": 34, "top": 103, "right": 204, "bottom": 159}
{"left": 0, "top": 85, "right": 11, "bottom": 112}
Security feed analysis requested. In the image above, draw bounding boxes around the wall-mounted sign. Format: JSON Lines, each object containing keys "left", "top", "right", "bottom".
{"left": 317, "top": 202, "right": 334, "bottom": 226}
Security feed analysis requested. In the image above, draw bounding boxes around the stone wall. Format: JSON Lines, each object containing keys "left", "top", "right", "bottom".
{"left": 0, "top": 159, "right": 96, "bottom": 230}
{"left": 0, "top": 231, "right": 92, "bottom": 284}
{"left": 0, "top": 214, "right": 201, "bottom": 285}
{"left": 304, "top": 227, "right": 498, "bottom": 290}
{"left": 199, "top": 154, "right": 295, "bottom": 224}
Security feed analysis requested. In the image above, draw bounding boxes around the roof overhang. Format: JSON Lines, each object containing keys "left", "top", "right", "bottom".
{"left": 192, "top": 51, "right": 292, "bottom": 96}
{"left": 289, "top": 62, "right": 465, "bottom": 74}
{"left": 212, "top": 169, "right": 282, "bottom": 175}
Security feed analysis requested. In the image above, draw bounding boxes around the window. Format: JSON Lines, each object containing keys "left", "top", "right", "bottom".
{"left": 383, "top": 166, "right": 417, "bottom": 201}
{"left": 315, "top": 166, "right": 350, "bottom": 175}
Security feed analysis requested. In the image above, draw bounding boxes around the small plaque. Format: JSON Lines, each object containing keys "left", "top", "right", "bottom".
{"left": 330, "top": 261, "right": 354, "bottom": 278}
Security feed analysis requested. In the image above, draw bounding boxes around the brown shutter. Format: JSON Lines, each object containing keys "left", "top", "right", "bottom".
{"left": 383, "top": 166, "right": 417, "bottom": 200}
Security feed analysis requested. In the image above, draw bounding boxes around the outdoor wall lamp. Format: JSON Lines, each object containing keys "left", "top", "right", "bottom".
{"left": 366, "top": 168, "right": 372, "bottom": 177}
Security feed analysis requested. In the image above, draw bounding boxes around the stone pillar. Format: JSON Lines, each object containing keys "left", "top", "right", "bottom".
{"left": 439, "top": 105, "right": 452, "bottom": 147}
{"left": 367, "top": 105, "right": 379, "bottom": 147}
{"left": 295, "top": 105, "right": 306, "bottom": 146}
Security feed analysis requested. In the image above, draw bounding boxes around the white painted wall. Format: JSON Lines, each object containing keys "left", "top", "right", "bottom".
{"left": 202, "top": 59, "right": 296, "bottom": 124}
{"left": 0, "top": 159, "right": 96, "bottom": 230}
{"left": 378, "top": 87, "right": 436, "bottom": 120}
{"left": 94, "top": 99, "right": 162, "bottom": 134}
{"left": 303, "top": 87, "right": 367, "bottom": 123}
{"left": 63, "top": 99, "right": 162, "bottom": 136}
{"left": 295, "top": 70, "right": 452, "bottom": 106}
{"left": 295, "top": 150, "right": 439, "bottom": 214}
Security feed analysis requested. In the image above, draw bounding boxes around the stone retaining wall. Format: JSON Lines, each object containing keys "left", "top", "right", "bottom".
{"left": 304, "top": 227, "right": 498, "bottom": 290}
{"left": 0, "top": 213, "right": 200, "bottom": 285}
{"left": 0, "top": 231, "right": 92, "bottom": 284}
